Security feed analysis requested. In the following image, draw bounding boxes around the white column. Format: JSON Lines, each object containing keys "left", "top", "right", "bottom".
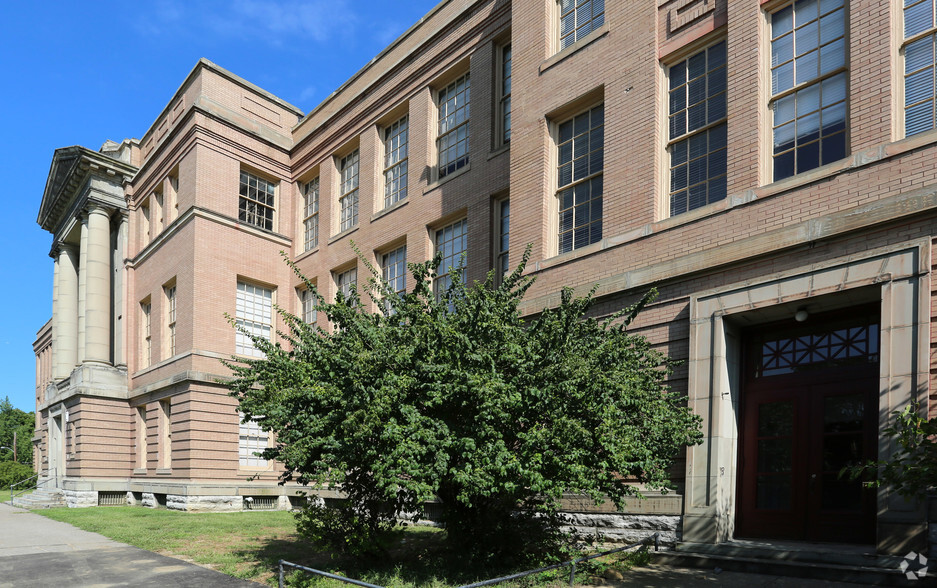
{"left": 54, "top": 245, "right": 79, "bottom": 378}
{"left": 84, "top": 205, "right": 112, "bottom": 364}
{"left": 113, "top": 213, "right": 129, "bottom": 368}
{"left": 50, "top": 253, "right": 59, "bottom": 378}
{"left": 77, "top": 213, "right": 88, "bottom": 363}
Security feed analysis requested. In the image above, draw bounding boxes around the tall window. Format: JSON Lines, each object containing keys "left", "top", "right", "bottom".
{"left": 164, "top": 284, "right": 176, "bottom": 358}
{"left": 239, "top": 413, "right": 268, "bottom": 468}
{"left": 668, "top": 41, "right": 728, "bottom": 217}
{"left": 336, "top": 268, "right": 358, "bottom": 302}
{"left": 384, "top": 117, "right": 409, "bottom": 208}
{"left": 141, "top": 300, "right": 151, "bottom": 369}
{"left": 557, "top": 104, "right": 603, "bottom": 254}
{"left": 904, "top": 0, "right": 937, "bottom": 135}
{"left": 303, "top": 177, "right": 319, "bottom": 251}
{"left": 435, "top": 219, "right": 467, "bottom": 299}
{"left": 558, "top": 0, "right": 605, "bottom": 51}
{"left": 770, "top": 0, "right": 847, "bottom": 181}
{"left": 158, "top": 399, "right": 171, "bottom": 469}
{"left": 235, "top": 282, "right": 272, "bottom": 358}
{"left": 382, "top": 246, "right": 407, "bottom": 309}
{"left": 238, "top": 171, "right": 276, "bottom": 231}
{"left": 301, "top": 288, "right": 317, "bottom": 324}
{"left": 495, "top": 199, "right": 510, "bottom": 284}
{"left": 500, "top": 44, "right": 512, "bottom": 144}
{"left": 438, "top": 73, "right": 471, "bottom": 178}
{"left": 339, "top": 150, "right": 360, "bottom": 232}
{"left": 135, "top": 406, "right": 147, "bottom": 469}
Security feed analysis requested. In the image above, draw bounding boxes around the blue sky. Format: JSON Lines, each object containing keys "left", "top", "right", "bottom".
{"left": 1, "top": 0, "right": 440, "bottom": 411}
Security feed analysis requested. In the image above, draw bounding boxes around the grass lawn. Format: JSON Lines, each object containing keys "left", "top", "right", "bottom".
{"left": 35, "top": 507, "right": 648, "bottom": 587}
{"left": 0, "top": 489, "right": 10, "bottom": 503}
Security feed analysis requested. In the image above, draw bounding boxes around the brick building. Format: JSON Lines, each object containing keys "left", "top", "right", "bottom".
{"left": 33, "top": 0, "right": 934, "bottom": 553}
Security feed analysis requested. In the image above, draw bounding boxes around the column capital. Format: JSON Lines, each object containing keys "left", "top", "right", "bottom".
{"left": 86, "top": 203, "right": 113, "bottom": 218}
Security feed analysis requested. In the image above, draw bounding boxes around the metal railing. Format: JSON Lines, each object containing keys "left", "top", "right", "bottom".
{"left": 278, "top": 531, "right": 660, "bottom": 588}
{"left": 9, "top": 468, "right": 55, "bottom": 503}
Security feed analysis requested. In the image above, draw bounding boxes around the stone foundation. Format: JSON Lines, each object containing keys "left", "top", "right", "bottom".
{"left": 562, "top": 513, "right": 680, "bottom": 546}
{"left": 63, "top": 489, "right": 97, "bottom": 508}
{"left": 166, "top": 494, "right": 243, "bottom": 511}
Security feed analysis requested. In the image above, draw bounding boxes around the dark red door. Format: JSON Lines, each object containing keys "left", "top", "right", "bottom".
{"left": 736, "top": 309, "right": 878, "bottom": 543}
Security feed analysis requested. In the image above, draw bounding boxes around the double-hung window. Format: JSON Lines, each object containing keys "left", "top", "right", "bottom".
{"left": 435, "top": 219, "right": 467, "bottom": 299}
{"left": 235, "top": 282, "right": 272, "bottom": 358}
{"left": 667, "top": 41, "right": 728, "bottom": 217}
{"left": 558, "top": 0, "right": 605, "bottom": 51}
{"left": 770, "top": 0, "right": 847, "bottom": 181}
{"left": 384, "top": 118, "right": 409, "bottom": 208}
{"left": 164, "top": 284, "right": 176, "bottom": 358}
{"left": 336, "top": 268, "right": 358, "bottom": 303}
{"left": 904, "top": 0, "right": 937, "bottom": 135}
{"left": 141, "top": 300, "right": 152, "bottom": 368}
{"left": 495, "top": 199, "right": 510, "bottom": 284}
{"left": 500, "top": 45, "right": 512, "bottom": 144}
{"left": 339, "top": 150, "right": 360, "bottom": 232}
{"left": 303, "top": 177, "right": 319, "bottom": 251}
{"left": 382, "top": 246, "right": 407, "bottom": 312}
{"left": 301, "top": 288, "right": 317, "bottom": 324}
{"left": 239, "top": 413, "right": 268, "bottom": 468}
{"left": 556, "top": 104, "right": 603, "bottom": 254}
{"left": 438, "top": 74, "right": 471, "bottom": 178}
{"left": 238, "top": 171, "right": 276, "bottom": 231}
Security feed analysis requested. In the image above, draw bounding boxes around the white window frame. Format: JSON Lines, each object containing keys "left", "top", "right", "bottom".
{"left": 235, "top": 281, "right": 273, "bottom": 358}
{"left": 164, "top": 284, "right": 176, "bottom": 358}
{"left": 556, "top": 104, "right": 604, "bottom": 254}
{"left": 336, "top": 267, "right": 358, "bottom": 303}
{"left": 666, "top": 40, "right": 728, "bottom": 217}
{"left": 141, "top": 299, "right": 151, "bottom": 369}
{"left": 768, "top": 0, "right": 848, "bottom": 181}
{"left": 382, "top": 245, "right": 407, "bottom": 312}
{"left": 303, "top": 177, "right": 320, "bottom": 251}
{"left": 437, "top": 73, "right": 471, "bottom": 179}
{"left": 557, "top": 0, "right": 605, "bottom": 52}
{"left": 383, "top": 117, "right": 409, "bottom": 208}
{"left": 903, "top": 0, "right": 937, "bottom": 136}
{"left": 495, "top": 198, "right": 510, "bottom": 285}
{"left": 434, "top": 218, "right": 467, "bottom": 299}
{"left": 499, "top": 43, "right": 512, "bottom": 145}
{"left": 339, "top": 150, "right": 360, "bottom": 232}
{"left": 239, "top": 412, "right": 268, "bottom": 469}
{"left": 300, "top": 287, "right": 317, "bottom": 324}
{"left": 238, "top": 170, "right": 276, "bottom": 231}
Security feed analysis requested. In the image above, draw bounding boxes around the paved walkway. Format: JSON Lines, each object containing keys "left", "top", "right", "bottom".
{"left": 0, "top": 502, "right": 259, "bottom": 587}
{"left": 596, "top": 565, "right": 879, "bottom": 587}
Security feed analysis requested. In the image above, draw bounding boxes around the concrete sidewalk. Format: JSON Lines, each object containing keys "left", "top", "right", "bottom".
{"left": 0, "top": 502, "right": 260, "bottom": 587}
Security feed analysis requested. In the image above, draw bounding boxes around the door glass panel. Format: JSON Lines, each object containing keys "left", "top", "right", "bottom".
{"left": 822, "top": 433, "right": 863, "bottom": 470}
{"left": 757, "top": 475, "right": 792, "bottom": 509}
{"left": 758, "top": 438, "right": 793, "bottom": 472}
{"left": 758, "top": 401, "right": 793, "bottom": 436}
{"left": 821, "top": 473, "right": 862, "bottom": 510}
{"left": 823, "top": 394, "right": 864, "bottom": 432}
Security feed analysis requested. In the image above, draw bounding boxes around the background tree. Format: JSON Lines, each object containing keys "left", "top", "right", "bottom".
{"left": 0, "top": 396, "right": 34, "bottom": 467}
{"left": 227, "top": 247, "right": 702, "bottom": 564}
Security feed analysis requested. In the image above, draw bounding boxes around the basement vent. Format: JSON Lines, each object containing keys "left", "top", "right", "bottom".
{"left": 422, "top": 501, "right": 444, "bottom": 522}
{"left": 244, "top": 496, "right": 277, "bottom": 510}
{"left": 154, "top": 493, "right": 167, "bottom": 507}
{"left": 98, "top": 491, "right": 126, "bottom": 506}
{"left": 288, "top": 495, "right": 308, "bottom": 509}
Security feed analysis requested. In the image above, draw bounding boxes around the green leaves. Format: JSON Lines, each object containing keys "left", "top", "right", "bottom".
{"left": 227, "top": 244, "right": 702, "bottom": 560}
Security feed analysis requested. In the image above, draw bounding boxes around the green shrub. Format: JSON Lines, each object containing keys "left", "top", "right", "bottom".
{"left": 0, "top": 461, "right": 35, "bottom": 490}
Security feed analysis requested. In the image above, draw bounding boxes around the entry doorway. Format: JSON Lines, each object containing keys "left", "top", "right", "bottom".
{"left": 736, "top": 307, "right": 879, "bottom": 544}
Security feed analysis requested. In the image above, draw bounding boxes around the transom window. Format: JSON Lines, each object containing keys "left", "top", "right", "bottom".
{"left": 239, "top": 413, "right": 268, "bottom": 468}
{"left": 235, "top": 282, "right": 272, "bottom": 358}
{"left": 770, "top": 0, "right": 847, "bottom": 181}
{"left": 303, "top": 177, "right": 319, "bottom": 251}
{"left": 556, "top": 104, "right": 603, "bottom": 254}
{"left": 336, "top": 268, "right": 358, "bottom": 303}
{"left": 558, "top": 0, "right": 605, "bottom": 51}
{"left": 339, "top": 150, "right": 360, "bottom": 232}
{"left": 501, "top": 44, "right": 512, "bottom": 144}
{"left": 668, "top": 41, "right": 728, "bottom": 217}
{"left": 435, "top": 219, "right": 467, "bottom": 299}
{"left": 438, "top": 74, "right": 471, "bottom": 178}
{"left": 904, "top": 0, "right": 937, "bottom": 135}
{"left": 238, "top": 171, "right": 276, "bottom": 231}
{"left": 384, "top": 117, "right": 409, "bottom": 208}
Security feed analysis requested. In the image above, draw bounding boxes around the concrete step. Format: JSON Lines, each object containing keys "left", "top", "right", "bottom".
{"left": 11, "top": 488, "right": 66, "bottom": 509}
{"left": 653, "top": 541, "right": 920, "bottom": 586}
